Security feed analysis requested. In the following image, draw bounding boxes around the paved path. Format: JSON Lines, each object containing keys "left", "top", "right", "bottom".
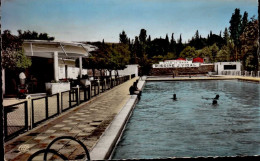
{"left": 4, "top": 77, "right": 138, "bottom": 161}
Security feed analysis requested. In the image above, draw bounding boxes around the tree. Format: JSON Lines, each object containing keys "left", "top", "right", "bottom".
{"left": 195, "top": 30, "right": 199, "bottom": 40}
{"left": 189, "top": 30, "right": 207, "bottom": 49}
{"left": 165, "top": 34, "right": 170, "bottom": 52}
{"left": 223, "top": 27, "right": 230, "bottom": 45}
{"left": 179, "top": 46, "right": 197, "bottom": 58}
{"left": 139, "top": 29, "right": 147, "bottom": 44}
{"left": 147, "top": 35, "right": 151, "bottom": 43}
{"left": 119, "top": 30, "right": 128, "bottom": 44}
{"left": 197, "top": 46, "right": 213, "bottom": 63}
{"left": 215, "top": 45, "right": 231, "bottom": 62}
{"left": 139, "top": 54, "right": 152, "bottom": 76}
{"left": 169, "top": 33, "right": 177, "bottom": 53}
{"left": 229, "top": 8, "right": 242, "bottom": 60}
{"left": 240, "top": 19, "right": 259, "bottom": 72}
{"left": 2, "top": 30, "right": 31, "bottom": 70}
{"left": 210, "top": 43, "right": 219, "bottom": 61}
{"left": 176, "top": 34, "right": 184, "bottom": 57}
{"left": 18, "top": 30, "right": 55, "bottom": 40}
{"left": 241, "top": 11, "right": 248, "bottom": 35}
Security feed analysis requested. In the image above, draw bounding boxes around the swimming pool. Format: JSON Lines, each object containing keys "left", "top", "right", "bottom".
{"left": 112, "top": 80, "right": 260, "bottom": 159}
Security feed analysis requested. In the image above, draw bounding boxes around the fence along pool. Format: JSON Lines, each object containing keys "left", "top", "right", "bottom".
{"left": 4, "top": 75, "right": 134, "bottom": 141}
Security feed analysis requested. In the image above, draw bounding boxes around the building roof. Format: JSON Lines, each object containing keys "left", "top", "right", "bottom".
{"left": 192, "top": 57, "right": 204, "bottom": 63}
{"left": 23, "top": 40, "right": 98, "bottom": 58}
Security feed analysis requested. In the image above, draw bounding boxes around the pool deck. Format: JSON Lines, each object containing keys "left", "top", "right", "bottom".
{"left": 4, "top": 77, "right": 139, "bottom": 161}
{"left": 146, "top": 75, "right": 260, "bottom": 83}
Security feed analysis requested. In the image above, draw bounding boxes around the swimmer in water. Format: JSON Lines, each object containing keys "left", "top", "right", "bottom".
{"left": 173, "top": 94, "right": 177, "bottom": 100}
{"left": 214, "top": 94, "right": 220, "bottom": 100}
{"left": 202, "top": 94, "right": 220, "bottom": 100}
{"left": 212, "top": 99, "right": 218, "bottom": 105}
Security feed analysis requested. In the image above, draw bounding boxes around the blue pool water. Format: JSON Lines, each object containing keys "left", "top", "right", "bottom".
{"left": 112, "top": 80, "right": 260, "bottom": 159}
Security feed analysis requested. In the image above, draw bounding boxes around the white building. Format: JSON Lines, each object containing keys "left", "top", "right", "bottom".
{"left": 2, "top": 40, "right": 97, "bottom": 95}
{"left": 214, "top": 62, "right": 242, "bottom": 75}
{"left": 22, "top": 40, "right": 97, "bottom": 80}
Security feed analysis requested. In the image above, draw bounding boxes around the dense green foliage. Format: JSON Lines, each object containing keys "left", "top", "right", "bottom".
{"left": 2, "top": 30, "right": 56, "bottom": 70}
{"left": 84, "top": 8, "right": 258, "bottom": 75}
{"left": 2, "top": 30, "right": 32, "bottom": 70}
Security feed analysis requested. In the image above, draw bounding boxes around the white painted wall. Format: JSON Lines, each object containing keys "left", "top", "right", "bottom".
{"left": 214, "top": 62, "right": 242, "bottom": 75}
{"left": 58, "top": 65, "right": 88, "bottom": 79}
{"left": 106, "top": 64, "right": 138, "bottom": 77}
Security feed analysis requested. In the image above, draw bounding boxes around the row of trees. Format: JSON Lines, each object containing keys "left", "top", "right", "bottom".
{"left": 82, "top": 8, "right": 258, "bottom": 76}
{"left": 115, "top": 8, "right": 258, "bottom": 72}
{"left": 2, "top": 8, "right": 258, "bottom": 75}
{"left": 76, "top": 42, "right": 131, "bottom": 78}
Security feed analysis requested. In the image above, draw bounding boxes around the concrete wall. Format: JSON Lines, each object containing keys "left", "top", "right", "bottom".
{"left": 214, "top": 62, "right": 241, "bottom": 75}
{"left": 106, "top": 64, "right": 138, "bottom": 77}
{"left": 149, "top": 64, "right": 214, "bottom": 76}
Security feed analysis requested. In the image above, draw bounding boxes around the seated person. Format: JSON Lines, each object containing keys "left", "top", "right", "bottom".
{"left": 129, "top": 85, "right": 136, "bottom": 95}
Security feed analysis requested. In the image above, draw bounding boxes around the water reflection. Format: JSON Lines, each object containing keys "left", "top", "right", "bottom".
{"left": 113, "top": 80, "right": 260, "bottom": 159}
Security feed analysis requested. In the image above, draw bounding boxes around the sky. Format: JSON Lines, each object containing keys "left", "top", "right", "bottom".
{"left": 1, "top": 0, "right": 258, "bottom": 43}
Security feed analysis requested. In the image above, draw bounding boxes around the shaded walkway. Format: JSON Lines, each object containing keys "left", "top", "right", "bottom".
{"left": 4, "top": 77, "right": 138, "bottom": 161}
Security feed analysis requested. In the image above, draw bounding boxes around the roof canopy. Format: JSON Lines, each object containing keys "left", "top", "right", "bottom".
{"left": 193, "top": 57, "right": 204, "bottom": 63}
{"left": 23, "top": 40, "right": 97, "bottom": 59}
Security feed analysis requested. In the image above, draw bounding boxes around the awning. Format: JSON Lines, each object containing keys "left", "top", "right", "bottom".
{"left": 22, "top": 40, "right": 97, "bottom": 59}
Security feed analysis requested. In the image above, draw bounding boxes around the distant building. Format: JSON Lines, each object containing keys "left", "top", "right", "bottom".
{"left": 214, "top": 62, "right": 242, "bottom": 75}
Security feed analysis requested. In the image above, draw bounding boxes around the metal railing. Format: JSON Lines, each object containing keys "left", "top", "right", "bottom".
{"left": 221, "top": 70, "right": 260, "bottom": 77}
{"left": 4, "top": 75, "right": 134, "bottom": 141}
{"left": 31, "top": 94, "right": 59, "bottom": 128}
{"left": 4, "top": 101, "right": 28, "bottom": 141}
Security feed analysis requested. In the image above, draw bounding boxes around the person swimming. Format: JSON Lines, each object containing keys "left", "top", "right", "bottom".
{"left": 214, "top": 94, "right": 220, "bottom": 100}
{"left": 173, "top": 94, "right": 177, "bottom": 100}
{"left": 202, "top": 94, "right": 220, "bottom": 100}
{"left": 212, "top": 99, "right": 218, "bottom": 105}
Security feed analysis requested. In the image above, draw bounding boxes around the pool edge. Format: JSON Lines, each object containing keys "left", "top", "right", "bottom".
{"left": 90, "top": 79, "right": 146, "bottom": 160}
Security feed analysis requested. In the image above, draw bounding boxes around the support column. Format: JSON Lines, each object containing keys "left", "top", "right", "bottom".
{"left": 54, "top": 51, "right": 59, "bottom": 82}
{"left": 79, "top": 56, "right": 83, "bottom": 78}
{"left": 2, "top": 69, "right": 5, "bottom": 95}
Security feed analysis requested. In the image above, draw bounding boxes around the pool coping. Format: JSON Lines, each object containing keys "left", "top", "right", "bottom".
{"left": 90, "top": 80, "right": 146, "bottom": 160}
{"left": 146, "top": 75, "right": 260, "bottom": 83}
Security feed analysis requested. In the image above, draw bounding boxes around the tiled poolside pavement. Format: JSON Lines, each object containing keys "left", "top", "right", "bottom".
{"left": 4, "top": 77, "right": 138, "bottom": 161}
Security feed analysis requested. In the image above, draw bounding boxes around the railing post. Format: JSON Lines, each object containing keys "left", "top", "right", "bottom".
{"left": 75, "top": 85, "right": 80, "bottom": 105}
{"left": 110, "top": 78, "right": 112, "bottom": 88}
{"left": 45, "top": 97, "right": 49, "bottom": 119}
{"left": 4, "top": 108, "right": 8, "bottom": 138}
{"left": 104, "top": 79, "right": 107, "bottom": 91}
{"left": 24, "top": 101, "right": 28, "bottom": 132}
{"left": 58, "top": 90, "right": 61, "bottom": 114}
{"left": 26, "top": 95, "right": 32, "bottom": 130}
{"left": 97, "top": 80, "right": 100, "bottom": 95}
{"left": 89, "top": 82, "right": 92, "bottom": 99}
{"left": 69, "top": 90, "right": 72, "bottom": 108}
